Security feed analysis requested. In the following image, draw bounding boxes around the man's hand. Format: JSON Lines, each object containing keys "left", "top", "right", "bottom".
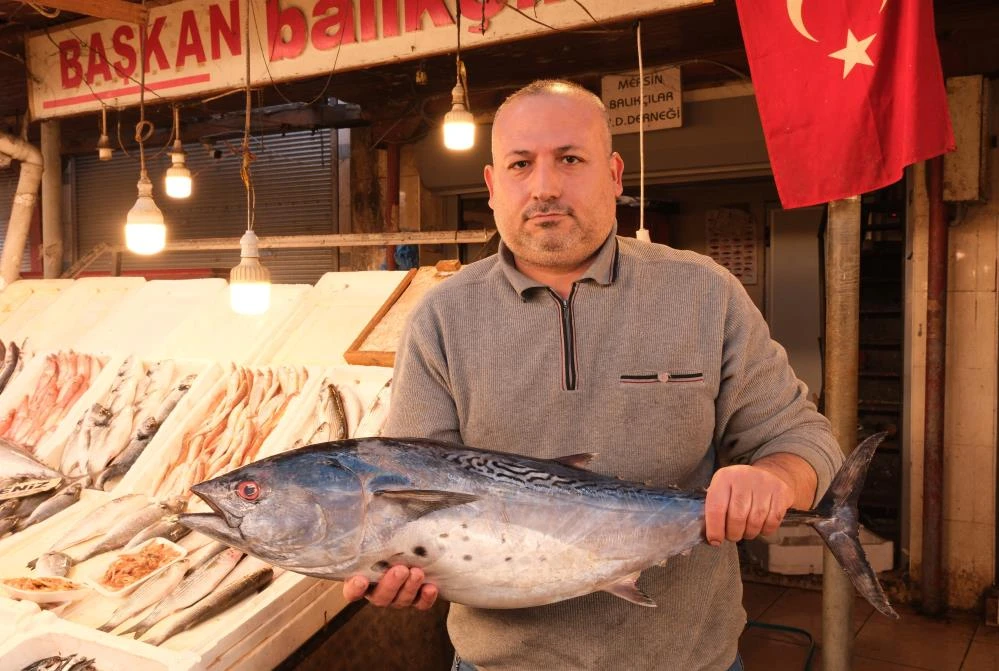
{"left": 704, "top": 453, "right": 817, "bottom": 546}
{"left": 342, "top": 566, "right": 439, "bottom": 610}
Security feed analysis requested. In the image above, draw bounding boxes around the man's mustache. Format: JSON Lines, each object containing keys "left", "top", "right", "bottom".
{"left": 522, "top": 203, "right": 573, "bottom": 220}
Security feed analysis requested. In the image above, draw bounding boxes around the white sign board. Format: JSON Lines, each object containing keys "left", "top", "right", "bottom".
{"left": 26, "top": 0, "right": 711, "bottom": 119}
{"left": 601, "top": 67, "right": 682, "bottom": 135}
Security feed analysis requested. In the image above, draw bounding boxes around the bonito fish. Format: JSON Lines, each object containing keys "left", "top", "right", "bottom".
{"left": 179, "top": 433, "right": 898, "bottom": 617}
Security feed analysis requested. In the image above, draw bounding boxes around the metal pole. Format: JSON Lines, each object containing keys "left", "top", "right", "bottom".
{"left": 822, "top": 195, "right": 861, "bottom": 671}
{"left": 921, "top": 156, "right": 947, "bottom": 615}
{"left": 40, "top": 120, "right": 63, "bottom": 278}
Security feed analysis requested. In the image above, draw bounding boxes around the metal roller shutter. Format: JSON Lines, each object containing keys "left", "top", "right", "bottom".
{"left": 0, "top": 165, "right": 32, "bottom": 273}
{"left": 75, "top": 129, "right": 336, "bottom": 284}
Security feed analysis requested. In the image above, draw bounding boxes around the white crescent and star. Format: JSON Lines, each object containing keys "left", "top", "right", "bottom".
{"left": 785, "top": 0, "right": 886, "bottom": 78}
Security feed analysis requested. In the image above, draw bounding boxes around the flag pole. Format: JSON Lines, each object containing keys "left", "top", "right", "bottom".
{"left": 822, "top": 195, "right": 862, "bottom": 671}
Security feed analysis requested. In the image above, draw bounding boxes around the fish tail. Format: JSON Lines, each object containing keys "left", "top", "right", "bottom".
{"left": 807, "top": 431, "right": 898, "bottom": 619}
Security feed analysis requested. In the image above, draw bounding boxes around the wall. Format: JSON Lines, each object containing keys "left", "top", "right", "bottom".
{"left": 905, "top": 81, "right": 998, "bottom": 610}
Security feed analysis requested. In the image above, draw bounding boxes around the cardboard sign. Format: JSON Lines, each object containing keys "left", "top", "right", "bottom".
{"left": 601, "top": 67, "right": 682, "bottom": 134}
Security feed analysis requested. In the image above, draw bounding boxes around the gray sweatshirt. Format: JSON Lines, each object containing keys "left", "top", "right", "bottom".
{"left": 383, "top": 230, "right": 843, "bottom": 671}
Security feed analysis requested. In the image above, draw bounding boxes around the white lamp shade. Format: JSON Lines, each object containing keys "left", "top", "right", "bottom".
{"left": 443, "top": 108, "right": 475, "bottom": 151}
{"left": 125, "top": 176, "right": 166, "bottom": 255}
{"left": 165, "top": 165, "right": 192, "bottom": 198}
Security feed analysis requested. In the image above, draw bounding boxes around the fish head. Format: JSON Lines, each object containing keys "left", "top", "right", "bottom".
{"left": 180, "top": 450, "right": 366, "bottom": 570}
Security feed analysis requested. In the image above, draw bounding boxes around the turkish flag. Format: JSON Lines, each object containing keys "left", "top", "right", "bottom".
{"left": 734, "top": 0, "right": 955, "bottom": 209}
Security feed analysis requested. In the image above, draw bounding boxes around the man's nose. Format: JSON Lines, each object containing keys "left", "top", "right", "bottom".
{"left": 530, "top": 160, "right": 561, "bottom": 200}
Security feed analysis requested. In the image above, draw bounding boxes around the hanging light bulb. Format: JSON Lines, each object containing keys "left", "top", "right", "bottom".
{"left": 443, "top": 8, "right": 474, "bottom": 151}
{"left": 443, "top": 77, "right": 475, "bottom": 151}
{"left": 165, "top": 139, "right": 192, "bottom": 198}
{"left": 97, "top": 106, "right": 113, "bottom": 161}
{"left": 124, "top": 26, "right": 166, "bottom": 255}
{"left": 165, "top": 106, "right": 192, "bottom": 198}
{"left": 230, "top": 230, "right": 271, "bottom": 315}
{"left": 229, "top": 0, "right": 271, "bottom": 315}
{"left": 125, "top": 171, "right": 166, "bottom": 255}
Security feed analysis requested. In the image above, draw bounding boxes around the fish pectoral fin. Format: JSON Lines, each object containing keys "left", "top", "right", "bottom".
{"left": 550, "top": 453, "right": 598, "bottom": 469}
{"left": 372, "top": 489, "right": 478, "bottom": 520}
{"left": 602, "top": 573, "right": 657, "bottom": 607}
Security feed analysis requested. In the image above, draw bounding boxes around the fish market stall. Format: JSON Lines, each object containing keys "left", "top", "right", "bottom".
{"left": 0, "top": 271, "right": 402, "bottom": 670}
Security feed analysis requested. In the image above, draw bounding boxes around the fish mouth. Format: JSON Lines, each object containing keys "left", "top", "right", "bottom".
{"left": 189, "top": 483, "right": 243, "bottom": 529}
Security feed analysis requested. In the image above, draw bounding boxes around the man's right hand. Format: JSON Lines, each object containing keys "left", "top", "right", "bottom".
{"left": 342, "top": 565, "right": 439, "bottom": 610}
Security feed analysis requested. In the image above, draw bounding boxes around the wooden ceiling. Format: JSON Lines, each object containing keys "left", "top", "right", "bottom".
{"left": 1, "top": 0, "right": 998, "bottom": 153}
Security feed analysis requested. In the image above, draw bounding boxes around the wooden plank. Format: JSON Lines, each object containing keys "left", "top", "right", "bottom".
{"left": 40, "top": 0, "right": 147, "bottom": 24}
{"left": 343, "top": 268, "right": 417, "bottom": 367}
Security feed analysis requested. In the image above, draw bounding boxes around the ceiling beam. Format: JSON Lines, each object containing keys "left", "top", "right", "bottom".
{"left": 39, "top": 0, "right": 147, "bottom": 24}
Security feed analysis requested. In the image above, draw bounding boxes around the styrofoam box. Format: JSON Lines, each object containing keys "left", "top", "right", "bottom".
{"left": 0, "top": 596, "right": 40, "bottom": 639}
{"left": 0, "top": 612, "right": 199, "bottom": 671}
{"left": 0, "top": 279, "right": 73, "bottom": 333}
{"left": 147, "top": 285, "right": 312, "bottom": 365}
{"left": 6, "top": 277, "right": 145, "bottom": 354}
{"left": 73, "top": 279, "right": 229, "bottom": 359}
{"left": 744, "top": 524, "right": 894, "bottom": 575}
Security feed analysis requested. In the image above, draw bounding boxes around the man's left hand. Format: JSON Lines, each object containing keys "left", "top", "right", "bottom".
{"left": 703, "top": 454, "right": 816, "bottom": 545}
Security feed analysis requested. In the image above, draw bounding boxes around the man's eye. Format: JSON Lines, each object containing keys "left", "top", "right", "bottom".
{"left": 509, "top": 160, "right": 530, "bottom": 169}
{"left": 562, "top": 156, "right": 581, "bottom": 164}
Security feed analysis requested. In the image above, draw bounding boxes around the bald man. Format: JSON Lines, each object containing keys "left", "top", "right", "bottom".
{"left": 343, "top": 79, "right": 842, "bottom": 671}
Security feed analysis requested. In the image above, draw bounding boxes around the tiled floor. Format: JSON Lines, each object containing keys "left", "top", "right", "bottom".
{"left": 740, "top": 582, "right": 999, "bottom": 670}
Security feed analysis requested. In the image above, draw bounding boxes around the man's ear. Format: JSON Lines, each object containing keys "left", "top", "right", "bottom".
{"left": 484, "top": 164, "right": 496, "bottom": 208}
{"left": 609, "top": 152, "right": 625, "bottom": 197}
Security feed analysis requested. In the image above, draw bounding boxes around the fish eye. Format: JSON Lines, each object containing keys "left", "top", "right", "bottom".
{"left": 236, "top": 480, "right": 261, "bottom": 501}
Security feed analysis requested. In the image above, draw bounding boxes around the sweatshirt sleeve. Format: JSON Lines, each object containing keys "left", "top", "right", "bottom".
{"left": 713, "top": 273, "right": 844, "bottom": 506}
{"left": 381, "top": 297, "right": 463, "bottom": 444}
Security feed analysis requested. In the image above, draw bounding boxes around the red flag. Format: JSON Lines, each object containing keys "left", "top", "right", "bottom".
{"left": 734, "top": 0, "right": 955, "bottom": 209}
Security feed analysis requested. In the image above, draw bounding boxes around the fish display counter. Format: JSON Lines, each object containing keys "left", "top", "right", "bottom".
{"left": 0, "top": 271, "right": 414, "bottom": 669}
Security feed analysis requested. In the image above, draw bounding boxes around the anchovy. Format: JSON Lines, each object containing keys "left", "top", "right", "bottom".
{"left": 97, "top": 558, "right": 191, "bottom": 633}
{"left": 141, "top": 566, "right": 274, "bottom": 646}
{"left": 121, "top": 546, "right": 245, "bottom": 638}
{"left": 180, "top": 433, "right": 898, "bottom": 618}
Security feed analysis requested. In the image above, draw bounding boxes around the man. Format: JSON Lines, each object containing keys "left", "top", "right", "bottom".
{"left": 343, "top": 80, "right": 842, "bottom": 670}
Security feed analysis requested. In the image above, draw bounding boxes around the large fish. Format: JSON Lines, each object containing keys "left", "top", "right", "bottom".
{"left": 179, "top": 433, "right": 898, "bottom": 617}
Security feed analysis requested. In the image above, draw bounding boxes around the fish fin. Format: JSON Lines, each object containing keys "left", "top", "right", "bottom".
{"left": 602, "top": 573, "right": 656, "bottom": 607}
{"left": 807, "top": 432, "right": 899, "bottom": 619}
{"left": 550, "top": 453, "right": 598, "bottom": 469}
{"left": 372, "top": 490, "right": 478, "bottom": 519}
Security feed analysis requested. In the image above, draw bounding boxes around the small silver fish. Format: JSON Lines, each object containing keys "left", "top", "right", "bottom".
{"left": 14, "top": 482, "right": 82, "bottom": 532}
{"left": 34, "top": 551, "right": 73, "bottom": 577}
{"left": 124, "top": 514, "right": 190, "bottom": 549}
{"left": 141, "top": 566, "right": 274, "bottom": 646}
{"left": 72, "top": 496, "right": 187, "bottom": 564}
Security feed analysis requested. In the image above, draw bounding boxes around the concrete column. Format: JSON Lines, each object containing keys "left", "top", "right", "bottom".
{"left": 822, "top": 195, "right": 861, "bottom": 671}
{"left": 40, "top": 120, "right": 63, "bottom": 278}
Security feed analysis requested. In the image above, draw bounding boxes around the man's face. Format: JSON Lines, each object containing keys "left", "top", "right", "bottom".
{"left": 484, "top": 93, "right": 625, "bottom": 272}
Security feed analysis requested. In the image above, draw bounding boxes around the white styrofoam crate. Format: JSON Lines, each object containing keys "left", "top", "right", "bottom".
{"left": 0, "top": 611, "right": 200, "bottom": 671}
{"left": 148, "top": 285, "right": 312, "bottom": 365}
{"left": 6, "top": 277, "right": 145, "bottom": 354}
{"left": 744, "top": 524, "right": 894, "bottom": 575}
{"left": 0, "top": 279, "right": 73, "bottom": 332}
{"left": 73, "top": 279, "right": 229, "bottom": 358}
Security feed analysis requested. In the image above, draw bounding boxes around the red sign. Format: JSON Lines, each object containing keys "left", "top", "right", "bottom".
{"left": 734, "top": 0, "right": 955, "bottom": 209}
